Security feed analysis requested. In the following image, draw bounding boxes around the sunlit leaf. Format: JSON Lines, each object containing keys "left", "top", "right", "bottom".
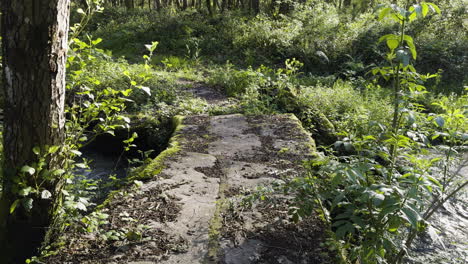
{"left": 41, "top": 190, "right": 52, "bottom": 199}
{"left": 140, "top": 86, "right": 151, "bottom": 96}
{"left": 378, "top": 7, "right": 392, "bottom": 21}
{"left": 10, "top": 199, "right": 20, "bottom": 214}
{"left": 427, "top": 3, "right": 441, "bottom": 15}
{"left": 21, "top": 166, "right": 36, "bottom": 175}
{"left": 32, "top": 146, "right": 41, "bottom": 155}
{"left": 386, "top": 39, "right": 399, "bottom": 50}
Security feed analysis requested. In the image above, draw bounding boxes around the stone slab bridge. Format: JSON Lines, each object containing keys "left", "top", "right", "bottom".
{"left": 48, "top": 114, "right": 331, "bottom": 264}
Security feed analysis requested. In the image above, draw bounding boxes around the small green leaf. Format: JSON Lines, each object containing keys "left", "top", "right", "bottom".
{"left": 48, "top": 145, "right": 60, "bottom": 154}
{"left": 32, "top": 146, "right": 40, "bottom": 155}
{"left": 10, "top": 199, "right": 20, "bottom": 214}
{"left": 126, "top": 230, "right": 142, "bottom": 241}
{"left": 92, "top": 38, "right": 103, "bottom": 45}
{"left": 21, "top": 166, "right": 36, "bottom": 175}
{"left": 75, "top": 163, "right": 87, "bottom": 169}
{"left": 70, "top": 149, "right": 82, "bottom": 156}
{"left": 120, "top": 116, "right": 131, "bottom": 124}
{"left": 52, "top": 169, "right": 66, "bottom": 176}
{"left": 76, "top": 8, "right": 85, "bottom": 15}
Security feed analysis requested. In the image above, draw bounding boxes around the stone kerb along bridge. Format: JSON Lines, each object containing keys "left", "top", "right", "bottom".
{"left": 48, "top": 113, "right": 331, "bottom": 264}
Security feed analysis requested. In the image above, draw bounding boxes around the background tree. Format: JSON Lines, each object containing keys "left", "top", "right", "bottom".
{"left": 0, "top": 0, "right": 71, "bottom": 262}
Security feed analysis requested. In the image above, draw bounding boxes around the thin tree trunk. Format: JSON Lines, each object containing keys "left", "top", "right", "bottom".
{"left": 154, "top": 0, "right": 162, "bottom": 11}
{"left": 206, "top": 0, "right": 212, "bottom": 15}
{"left": 0, "top": 0, "right": 69, "bottom": 262}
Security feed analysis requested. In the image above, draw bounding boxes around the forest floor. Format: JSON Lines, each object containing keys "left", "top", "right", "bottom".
{"left": 46, "top": 83, "right": 332, "bottom": 264}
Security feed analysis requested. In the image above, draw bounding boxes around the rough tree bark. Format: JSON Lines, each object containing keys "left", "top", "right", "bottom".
{"left": 0, "top": 0, "right": 70, "bottom": 262}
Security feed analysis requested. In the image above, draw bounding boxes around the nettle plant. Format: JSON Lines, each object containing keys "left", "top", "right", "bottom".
{"left": 285, "top": 2, "right": 466, "bottom": 264}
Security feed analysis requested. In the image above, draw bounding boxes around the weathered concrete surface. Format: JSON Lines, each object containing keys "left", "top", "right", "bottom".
{"left": 151, "top": 114, "right": 317, "bottom": 263}
{"left": 47, "top": 113, "right": 318, "bottom": 263}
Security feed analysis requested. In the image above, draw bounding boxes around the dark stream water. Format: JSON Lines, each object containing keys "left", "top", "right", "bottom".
{"left": 79, "top": 150, "right": 127, "bottom": 180}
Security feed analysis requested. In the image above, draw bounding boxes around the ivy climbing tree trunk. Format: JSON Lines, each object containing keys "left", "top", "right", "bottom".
{"left": 0, "top": 0, "right": 70, "bottom": 262}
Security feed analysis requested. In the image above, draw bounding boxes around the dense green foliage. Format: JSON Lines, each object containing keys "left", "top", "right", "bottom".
{"left": 83, "top": 0, "right": 466, "bottom": 92}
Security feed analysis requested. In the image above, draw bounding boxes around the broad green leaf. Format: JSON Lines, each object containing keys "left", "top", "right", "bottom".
{"left": 421, "top": 2, "right": 429, "bottom": 17}
{"left": 401, "top": 206, "right": 421, "bottom": 228}
{"left": 403, "top": 35, "right": 417, "bottom": 59}
{"left": 378, "top": 7, "right": 392, "bottom": 21}
{"left": 386, "top": 39, "right": 399, "bottom": 50}
{"left": 378, "top": 34, "right": 397, "bottom": 43}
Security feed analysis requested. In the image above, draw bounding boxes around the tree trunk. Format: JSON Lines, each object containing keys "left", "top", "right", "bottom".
{"left": 206, "top": 0, "right": 212, "bottom": 15}
{"left": 0, "top": 0, "right": 70, "bottom": 262}
{"left": 154, "top": 0, "right": 162, "bottom": 11}
{"left": 125, "top": 0, "right": 134, "bottom": 9}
